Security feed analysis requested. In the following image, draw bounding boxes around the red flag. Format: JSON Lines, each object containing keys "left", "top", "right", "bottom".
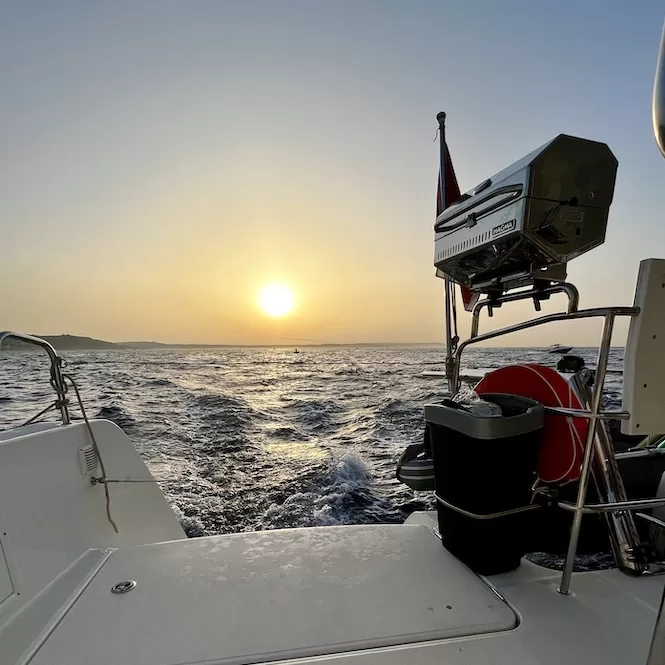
{"left": 436, "top": 143, "right": 461, "bottom": 216}
{"left": 436, "top": 145, "right": 479, "bottom": 312}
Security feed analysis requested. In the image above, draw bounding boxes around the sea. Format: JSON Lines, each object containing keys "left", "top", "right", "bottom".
{"left": 0, "top": 346, "right": 624, "bottom": 545}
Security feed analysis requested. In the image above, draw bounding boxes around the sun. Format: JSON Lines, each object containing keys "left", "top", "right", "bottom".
{"left": 257, "top": 283, "right": 295, "bottom": 317}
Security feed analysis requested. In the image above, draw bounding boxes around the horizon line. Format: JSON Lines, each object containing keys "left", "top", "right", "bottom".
{"left": 4, "top": 333, "right": 618, "bottom": 350}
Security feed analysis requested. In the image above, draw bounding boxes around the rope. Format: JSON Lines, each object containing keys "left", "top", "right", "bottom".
{"left": 63, "top": 373, "right": 118, "bottom": 533}
{"left": 49, "top": 361, "right": 70, "bottom": 418}
{"left": 21, "top": 401, "right": 58, "bottom": 427}
{"left": 17, "top": 365, "right": 168, "bottom": 531}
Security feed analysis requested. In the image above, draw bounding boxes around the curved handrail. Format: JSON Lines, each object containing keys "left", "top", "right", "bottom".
{"left": 453, "top": 306, "right": 639, "bottom": 392}
{"left": 0, "top": 331, "right": 70, "bottom": 424}
{"left": 469, "top": 282, "right": 580, "bottom": 339}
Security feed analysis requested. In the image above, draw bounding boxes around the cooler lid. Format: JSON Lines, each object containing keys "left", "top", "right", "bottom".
{"left": 425, "top": 394, "right": 543, "bottom": 440}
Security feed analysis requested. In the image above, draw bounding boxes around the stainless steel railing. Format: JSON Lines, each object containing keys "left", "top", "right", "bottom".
{"left": 469, "top": 282, "right": 580, "bottom": 339}
{"left": 449, "top": 304, "right": 652, "bottom": 593}
{"left": 569, "top": 371, "right": 645, "bottom": 582}
{"left": 0, "top": 331, "right": 70, "bottom": 425}
{"left": 452, "top": 306, "right": 637, "bottom": 393}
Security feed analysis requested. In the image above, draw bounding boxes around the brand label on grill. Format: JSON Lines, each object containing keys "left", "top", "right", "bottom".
{"left": 491, "top": 219, "right": 517, "bottom": 238}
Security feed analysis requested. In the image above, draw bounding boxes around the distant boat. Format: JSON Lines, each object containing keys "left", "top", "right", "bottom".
{"left": 294, "top": 348, "right": 300, "bottom": 354}
{"left": 546, "top": 344, "right": 573, "bottom": 354}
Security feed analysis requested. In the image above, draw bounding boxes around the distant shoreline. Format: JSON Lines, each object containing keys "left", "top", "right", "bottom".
{"left": 1, "top": 334, "right": 448, "bottom": 351}
{"left": 0, "top": 334, "right": 608, "bottom": 351}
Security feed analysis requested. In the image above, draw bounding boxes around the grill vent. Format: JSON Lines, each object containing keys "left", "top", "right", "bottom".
{"left": 438, "top": 230, "right": 492, "bottom": 261}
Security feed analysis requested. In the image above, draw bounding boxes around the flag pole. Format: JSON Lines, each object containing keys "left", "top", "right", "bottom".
{"left": 436, "top": 111, "right": 457, "bottom": 395}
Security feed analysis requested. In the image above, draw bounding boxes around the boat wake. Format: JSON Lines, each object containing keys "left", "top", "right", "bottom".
{"left": 257, "top": 451, "right": 400, "bottom": 530}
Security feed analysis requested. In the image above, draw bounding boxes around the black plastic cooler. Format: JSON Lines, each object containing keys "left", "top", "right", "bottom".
{"left": 426, "top": 393, "right": 544, "bottom": 575}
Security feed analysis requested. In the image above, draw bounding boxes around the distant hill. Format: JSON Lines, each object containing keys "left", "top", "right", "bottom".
{"left": 2, "top": 334, "right": 123, "bottom": 350}
{"left": 121, "top": 341, "right": 169, "bottom": 349}
{"left": 2, "top": 334, "right": 448, "bottom": 351}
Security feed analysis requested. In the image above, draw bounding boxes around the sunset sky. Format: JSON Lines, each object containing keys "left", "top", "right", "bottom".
{"left": 3, "top": 1, "right": 665, "bottom": 346}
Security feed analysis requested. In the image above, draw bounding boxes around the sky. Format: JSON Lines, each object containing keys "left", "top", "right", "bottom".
{"left": 2, "top": 0, "right": 665, "bottom": 346}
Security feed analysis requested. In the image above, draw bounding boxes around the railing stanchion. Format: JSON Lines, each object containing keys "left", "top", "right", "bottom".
{"left": 0, "top": 331, "right": 70, "bottom": 425}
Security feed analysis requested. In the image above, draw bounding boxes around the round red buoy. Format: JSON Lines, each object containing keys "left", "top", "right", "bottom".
{"left": 475, "top": 364, "right": 588, "bottom": 484}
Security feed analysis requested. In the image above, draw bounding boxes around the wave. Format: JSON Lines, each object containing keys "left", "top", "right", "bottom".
{"left": 376, "top": 368, "right": 401, "bottom": 376}
{"left": 330, "top": 366, "right": 361, "bottom": 376}
{"left": 96, "top": 404, "right": 138, "bottom": 433}
{"left": 162, "top": 469, "right": 233, "bottom": 537}
{"left": 64, "top": 359, "right": 89, "bottom": 367}
{"left": 284, "top": 398, "right": 343, "bottom": 430}
{"left": 257, "top": 451, "right": 399, "bottom": 529}
{"left": 191, "top": 393, "right": 263, "bottom": 429}
{"left": 375, "top": 397, "right": 420, "bottom": 421}
{"left": 413, "top": 390, "right": 447, "bottom": 403}
{"left": 171, "top": 504, "right": 208, "bottom": 538}
{"left": 526, "top": 551, "right": 615, "bottom": 572}
{"left": 145, "top": 378, "right": 174, "bottom": 387}
{"left": 268, "top": 426, "right": 308, "bottom": 440}
{"left": 199, "top": 434, "right": 253, "bottom": 453}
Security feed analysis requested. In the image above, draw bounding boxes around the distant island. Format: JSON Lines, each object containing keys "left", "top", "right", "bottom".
{"left": 0, "top": 334, "right": 447, "bottom": 351}
{"left": 2, "top": 334, "right": 122, "bottom": 350}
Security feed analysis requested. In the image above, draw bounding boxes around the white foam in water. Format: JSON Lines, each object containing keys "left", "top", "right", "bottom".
{"left": 171, "top": 504, "right": 207, "bottom": 538}
{"left": 258, "top": 451, "right": 379, "bottom": 529}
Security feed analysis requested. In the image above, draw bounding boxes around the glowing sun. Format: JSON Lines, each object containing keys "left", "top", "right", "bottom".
{"left": 257, "top": 283, "right": 295, "bottom": 317}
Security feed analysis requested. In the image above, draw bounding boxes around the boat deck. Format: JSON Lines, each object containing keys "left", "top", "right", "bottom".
{"left": 17, "top": 518, "right": 665, "bottom": 665}
{"left": 28, "top": 524, "right": 514, "bottom": 665}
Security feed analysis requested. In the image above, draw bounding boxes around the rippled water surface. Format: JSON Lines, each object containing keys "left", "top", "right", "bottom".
{"left": 0, "top": 346, "right": 623, "bottom": 538}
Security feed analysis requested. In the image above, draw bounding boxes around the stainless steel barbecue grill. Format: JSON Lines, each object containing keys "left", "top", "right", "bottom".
{"left": 434, "top": 135, "right": 618, "bottom": 294}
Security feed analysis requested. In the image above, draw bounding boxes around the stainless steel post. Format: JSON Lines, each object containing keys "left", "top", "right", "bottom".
{"left": 570, "top": 372, "right": 644, "bottom": 577}
{"left": 436, "top": 111, "right": 458, "bottom": 396}
{"left": 558, "top": 313, "right": 616, "bottom": 594}
{"left": 443, "top": 277, "right": 457, "bottom": 395}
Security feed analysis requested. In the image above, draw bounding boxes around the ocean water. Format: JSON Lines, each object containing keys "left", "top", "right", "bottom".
{"left": 0, "top": 346, "right": 624, "bottom": 540}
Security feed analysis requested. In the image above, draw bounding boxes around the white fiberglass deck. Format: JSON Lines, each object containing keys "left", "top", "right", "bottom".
{"left": 29, "top": 524, "right": 515, "bottom": 665}
{"left": 20, "top": 519, "right": 665, "bottom": 665}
